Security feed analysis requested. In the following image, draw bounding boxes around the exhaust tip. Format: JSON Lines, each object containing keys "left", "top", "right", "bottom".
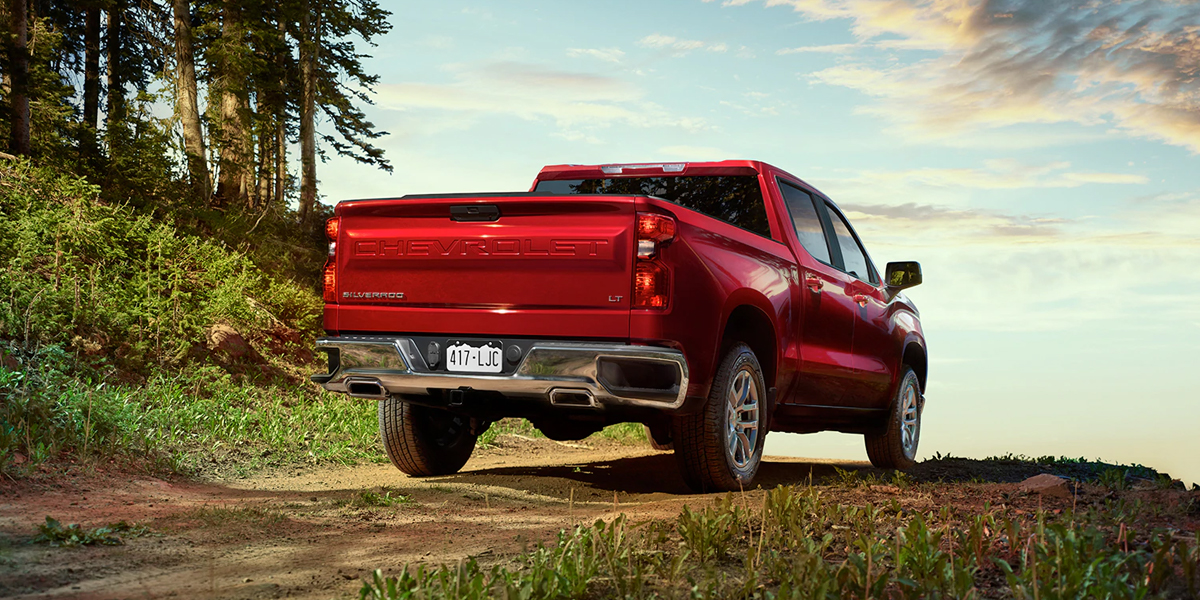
{"left": 549, "top": 389, "right": 597, "bottom": 408}
{"left": 347, "top": 379, "right": 386, "bottom": 399}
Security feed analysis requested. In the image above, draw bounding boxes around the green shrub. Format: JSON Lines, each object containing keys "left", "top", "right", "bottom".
{"left": 0, "top": 158, "right": 321, "bottom": 372}
{"left": 0, "top": 348, "right": 377, "bottom": 477}
{"left": 32, "top": 516, "right": 147, "bottom": 547}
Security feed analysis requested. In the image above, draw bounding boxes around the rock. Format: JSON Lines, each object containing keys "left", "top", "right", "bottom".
{"left": 1019, "top": 474, "right": 1071, "bottom": 498}
{"left": 207, "top": 324, "right": 251, "bottom": 359}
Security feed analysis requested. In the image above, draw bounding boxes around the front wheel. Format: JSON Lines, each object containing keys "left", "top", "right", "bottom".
{"left": 672, "top": 343, "right": 767, "bottom": 492}
{"left": 864, "top": 367, "right": 923, "bottom": 469}
{"left": 378, "top": 397, "right": 477, "bottom": 476}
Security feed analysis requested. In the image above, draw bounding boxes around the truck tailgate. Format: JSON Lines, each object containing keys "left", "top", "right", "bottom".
{"left": 331, "top": 194, "right": 635, "bottom": 338}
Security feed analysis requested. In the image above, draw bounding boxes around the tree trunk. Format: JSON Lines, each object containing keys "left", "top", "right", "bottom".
{"left": 8, "top": 0, "right": 29, "bottom": 155}
{"left": 83, "top": 6, "right": 101, "bottom": 130}
{"left": 105, "top": 1, "right": 125, "bottom": 124}
{"left": 214, "top": 0, "right": 252, "bottom": 206}
{"left": 172, "top": 0, "right": 210, "bottom": 200}
{"left": 298, "top": 4, "right": 319, "bottom": 224}
{"left": 274, "top": 115, "right": 286, "bottom": 206}
{"left": 254, "top": 91, "right": 271, "bottom": 208}
{"left": 273, "top": 19, "right": 287, "bottom": 207}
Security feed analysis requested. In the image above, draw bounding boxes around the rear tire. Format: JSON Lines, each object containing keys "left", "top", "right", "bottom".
{"left": 378, "top": 396, "right": 476, "bottom": 476}
{"left": 645, "top": 425, "right": 673, "bottom": 451}
{"left": 865, "top": 367, "right": 923, "bottom": 469}
{"left": 672, "top": 343, "right": 767, "bottom": 492}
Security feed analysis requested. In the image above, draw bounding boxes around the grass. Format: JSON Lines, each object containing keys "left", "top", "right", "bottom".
{"left": 32, "top": 516, "right": 148, "bottom": 547}
{"left": 340, "top": 488, "right": 414, "bottom": 508}
{"left": 594, "top": 422, "right": 648, "bottom": 445}
{"left": 477, "top": 418, "right": 647, "bottom": 449}
{"left": 1, "top": 349, "right": 651, "bottom": 479}
{"left": 477, "top": 418, "right": 543, "bottom": 447}
{"left": 360, "top": 485, "right": 1200, "bottom": 599}
{"left": 0, "top": 349, "right": 379, "bottom": 478}
{"left": 182, "top": 506, "right": 285, "bottom": 528}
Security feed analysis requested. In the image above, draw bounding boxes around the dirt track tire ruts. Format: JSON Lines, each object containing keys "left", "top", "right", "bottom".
{"left": 378, "top": 396, "right": 476, "bottom": 476}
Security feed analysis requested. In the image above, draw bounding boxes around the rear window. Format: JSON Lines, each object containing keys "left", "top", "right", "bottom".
{"left": 535, "top": 176, "right": 771, "bottom": 238}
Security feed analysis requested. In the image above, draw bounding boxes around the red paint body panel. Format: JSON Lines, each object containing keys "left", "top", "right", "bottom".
{"left": 323, "top": 160, "right": 926, "bottom": 430}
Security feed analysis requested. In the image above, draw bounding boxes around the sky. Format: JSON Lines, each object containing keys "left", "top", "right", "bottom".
{"left": 315, "top": 0, "right": 1200, "bottom": 484}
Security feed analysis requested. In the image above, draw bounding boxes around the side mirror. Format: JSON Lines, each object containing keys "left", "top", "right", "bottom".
{"left": 885, "top": 261, "right": 922, "bottom": 291}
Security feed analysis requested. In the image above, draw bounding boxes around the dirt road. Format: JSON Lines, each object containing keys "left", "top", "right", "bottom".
{"left": 0, "top": 436, "right": 845, "bottom": 599}
{"left": 3, "top": 436, "right": 1193, "bottom": 599}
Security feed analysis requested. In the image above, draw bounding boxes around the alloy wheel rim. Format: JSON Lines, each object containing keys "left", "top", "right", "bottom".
{"left": 900, "top": 378, "right": 920, "bottom": 457}
{"left": 725, "top": 368, "right": 760, "bottom": 470}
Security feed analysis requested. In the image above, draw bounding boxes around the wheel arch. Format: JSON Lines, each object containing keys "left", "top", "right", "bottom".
{"left": 719, "top": 301, "right": 778, "bottom": 390}
{"left": 902, "top": 340, "right": 927, "bottom": 392}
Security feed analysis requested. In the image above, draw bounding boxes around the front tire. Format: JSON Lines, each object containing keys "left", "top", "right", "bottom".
{"left": 378, "top": 396, "right": 476, "bottom": 476}
{"left": 865, "top": 367, "right": 923, "bottom": 469}
{"left": 672, "top": 343, "right": 767, "bottom": 492}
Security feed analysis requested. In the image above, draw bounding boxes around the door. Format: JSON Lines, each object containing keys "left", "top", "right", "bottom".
{"left": 824, "top": 203, "right": 894, "bottom": 407}
{"left": 776, "top": 179, "right": 859, "bottom": 407}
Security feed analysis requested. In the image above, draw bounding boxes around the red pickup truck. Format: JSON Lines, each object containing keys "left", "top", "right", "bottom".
{"left": 312, "top": 160, "right": 926, "bottom": 492}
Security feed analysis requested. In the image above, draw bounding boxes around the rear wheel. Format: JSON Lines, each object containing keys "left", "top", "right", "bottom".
{"left": 378, "top": 396, "right": 476, "bottom": 476}
{"left": 672, "top": 343, "right": 766, "bottom": 492}
{"left": 645, "top": 425, "right": 673, "bottom": 451}
{"left": 865, "top": 367, "right": 923, "bottom": 469}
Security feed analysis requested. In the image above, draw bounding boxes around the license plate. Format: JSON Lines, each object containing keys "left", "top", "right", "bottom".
{"left": 446, "top": 342, "right": 503, "bottom": 373}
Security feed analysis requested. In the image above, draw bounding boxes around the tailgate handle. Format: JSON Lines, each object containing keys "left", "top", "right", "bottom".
{"left": 450, "top": 205, "right": 501, "bottom": 222}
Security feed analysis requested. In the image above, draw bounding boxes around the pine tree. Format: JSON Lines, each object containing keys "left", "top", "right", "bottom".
{"left": 7, "top": 0, "right": 30, "bottom": 155}
{"left": 295, "top": 0, "right": 391, "bottom": 224}
{"left": 172, "top": 0, "right": 209, "bottom": 200}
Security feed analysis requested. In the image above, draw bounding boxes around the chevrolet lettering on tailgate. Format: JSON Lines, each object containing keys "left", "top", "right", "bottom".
{"left": 353, "top": 238, "right": 611, "bottom": 258}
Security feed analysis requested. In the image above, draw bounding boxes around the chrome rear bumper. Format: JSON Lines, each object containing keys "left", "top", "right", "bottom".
{"left": 312, "top": 336, "right": 689, "bottom": 410}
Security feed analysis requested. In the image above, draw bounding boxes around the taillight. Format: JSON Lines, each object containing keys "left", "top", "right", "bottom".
{"left": 636, "top": 212, "right": 676, "bottom": 259}
{"left": 634, "top": 261, "right": 668, "bottom": 309}
{"left": 326, "top": 217, "right": 340, "bottom": 256}
{"left": 637, "top": 213, "right": 676, "bottom": 242}
{"left": 634, "top": 212, "right": 674, "bottom": 309}
{"left": 322, "top": 260, "right": 337, "bottom": 302}
{"left": 323, "top": 217, "right": 339, "bottom": 302}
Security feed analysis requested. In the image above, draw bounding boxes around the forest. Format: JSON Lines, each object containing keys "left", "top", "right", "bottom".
{"left": 0, "top": 0, "right": 393, "bottom": 476}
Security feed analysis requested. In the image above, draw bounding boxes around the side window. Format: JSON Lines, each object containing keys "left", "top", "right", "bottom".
{"left": 826, "top": 204, "right": 876, "bottom": 284}
{"left": 777, "top": 180, "right": 831, "bottom": 264}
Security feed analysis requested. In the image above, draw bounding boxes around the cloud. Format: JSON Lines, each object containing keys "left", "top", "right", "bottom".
{"left": 637, "top": 33, "right": 728, "bottom": 55}
{"left": 1119, "top": 191, "right": 1200, "bottom": 240}
{"left": 834, "top": 196, "right": 1200, "bottom": 333}
{"left": 733, "top": 0, "right": 1200, "bottom": 152}
{"left": 375, "top": 61, "right": 708, "bottom": 134}
{"left": 833, "top": 160, "right": 1148, "bottom": 191}
{"left": 776, "top": 43, "right": 860, "bottom": 54}
{"left": 841, "top": 202, "right": 1068, "bottom": 242}
{"left": 566, "top": 47, "right": 626, "bottom": 63}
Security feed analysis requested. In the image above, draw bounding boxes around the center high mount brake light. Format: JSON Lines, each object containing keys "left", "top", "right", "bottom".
{"left": 600, "top": 163, "right": 686, "bottom": 175}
